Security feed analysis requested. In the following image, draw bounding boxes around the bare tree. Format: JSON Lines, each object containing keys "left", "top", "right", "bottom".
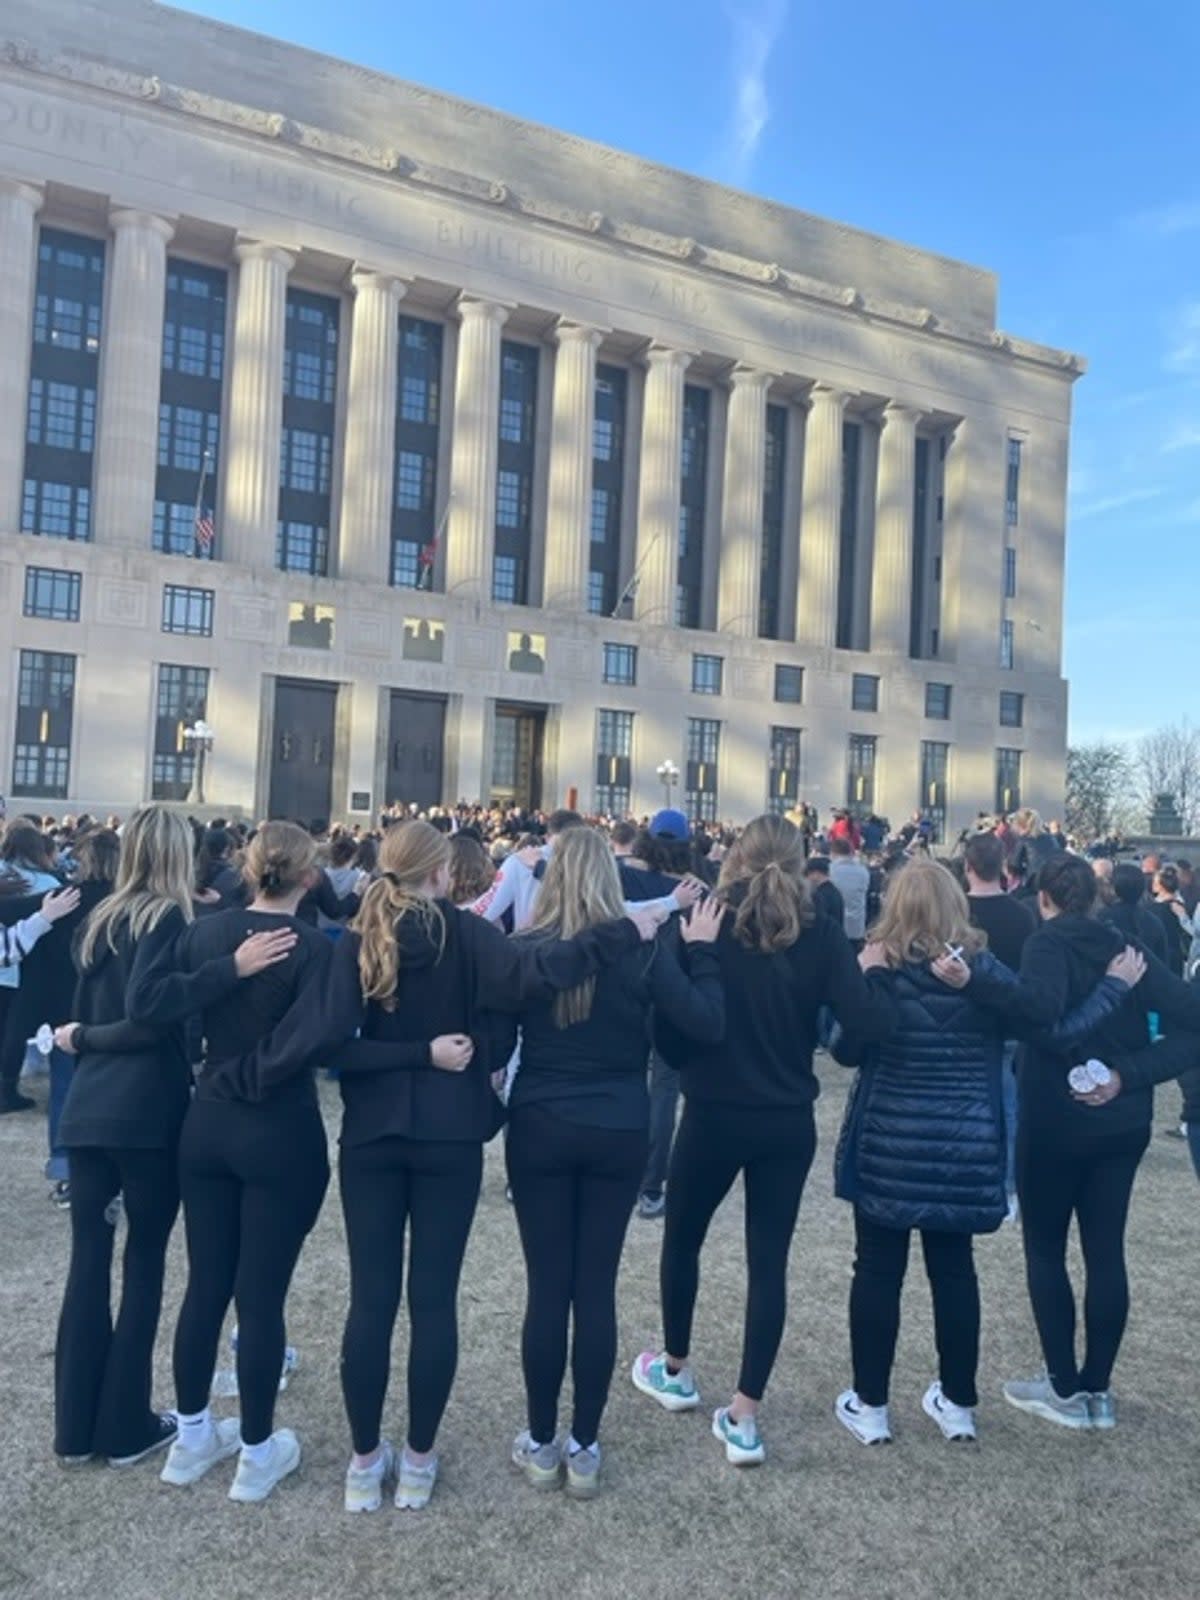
{"left": 1135, "top": 721, "right": 1200, "bottom": 833}
{"left": 1065, "top": 743, "right": 1136, "bottom": 840}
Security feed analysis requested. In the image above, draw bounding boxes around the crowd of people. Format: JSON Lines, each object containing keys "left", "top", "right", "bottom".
{"left": 0, "top": 790, "right": 1197, "bottom": 1509}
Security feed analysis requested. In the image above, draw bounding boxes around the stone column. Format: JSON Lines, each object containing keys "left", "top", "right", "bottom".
{"left": 542, "top": 321, "right": 603, "bottom": 611}
{"left": 870, "top": 402, "right": 921, "bottom": 654}
{"left": 0, "top": 180, "right": 43, "bottom": 537}
{"left": 92, "top": 209, "right": 175, "bottom": 547}
{"left": 634, "top": 344, "right": 692, "bottom": 624}
{"left": 717, "top": 365, "right": 772, "bottom": 635}
{"left": 445, "top": 296, "right": 510, "bottom": 599}
{"left": 223, "top": 241, "right": 294, "bottom": 569}
{"left": 795, "top": 384, "right": 849, "bottom": 648}
{"left": 339, "top": 269, "right": 407, "bottom": 583}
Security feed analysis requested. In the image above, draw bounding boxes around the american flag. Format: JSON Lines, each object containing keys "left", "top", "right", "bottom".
{"left": 417, "top": 541, "right": 437, "bottom": 588}
{"left": 194, "top": 510, "right": 215, "bottom": 552}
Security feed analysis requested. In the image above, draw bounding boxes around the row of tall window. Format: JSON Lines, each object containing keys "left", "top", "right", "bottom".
{"left": 22, "top": 228, "right": 1023, "bottom": 652}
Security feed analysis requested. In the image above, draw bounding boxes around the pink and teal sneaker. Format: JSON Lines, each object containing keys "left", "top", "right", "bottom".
{"left": 631, "top": 1351, "right": 700, "bottom": 1412}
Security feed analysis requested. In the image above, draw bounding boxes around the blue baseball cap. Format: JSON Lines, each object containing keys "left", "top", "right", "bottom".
{"left": 649, "top": 808, "right": 690, "bottom": 841}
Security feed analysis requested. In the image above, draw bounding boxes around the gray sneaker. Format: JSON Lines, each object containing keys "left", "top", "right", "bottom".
{"left": 565, "top": 1440, "right": 601, "bottom": 1500}
{"left": 1003, "top": 1374, "right": 1091, "bottom": 1430}
{"left": 637, "top": 1193, "right": 666, "bottom": 1220}
{"left": 1087, "top": 1391, "right": 1116, "bottom": 1430}
{"left": 511, "top": 1430, "right": 563, "bottom": 1491}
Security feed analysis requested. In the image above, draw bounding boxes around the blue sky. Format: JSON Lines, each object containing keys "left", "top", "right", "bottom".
{"left": 169, "top": 0, "right": 1198, "bottom": 743}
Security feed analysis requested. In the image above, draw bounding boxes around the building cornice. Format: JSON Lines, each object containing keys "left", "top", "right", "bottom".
{"left": 0, "top": 40, "right": 1086, "bottom": 380}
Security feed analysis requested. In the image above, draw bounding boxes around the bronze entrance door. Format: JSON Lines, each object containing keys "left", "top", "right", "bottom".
{"left": 386, "top": 692, "right": 446, "bottom": 809}
{"left": 268, "top": 679, "right": 337, "bottom": 825}
{"left": 491, "top": 704, "right": 545, "bottom": 811}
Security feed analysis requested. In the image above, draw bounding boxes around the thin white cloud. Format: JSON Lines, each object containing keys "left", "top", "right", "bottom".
{"left": 1131, "top": 200, "right": 1200, "bottom": 237}
{"left": 720, "top": 0, "right": 789, "bottom": 185}
{"left": 1070, "top": 486, "right": 1164, "bottom": 521}
{"left": 1162, "top": 420, "right": 1200, "bottom": 454}
{"left": 1164, "top": 300, "right": 1200, "bottom": 373}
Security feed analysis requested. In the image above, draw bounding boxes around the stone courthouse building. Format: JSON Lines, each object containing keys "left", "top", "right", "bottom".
{"left": 0, "top": 0, "right": 1082, "bottom": 829}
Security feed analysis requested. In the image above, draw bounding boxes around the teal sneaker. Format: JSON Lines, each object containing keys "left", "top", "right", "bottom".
{"left": 631, "top": 1351, "right": 700, "bottom": 1412}
{"left": 712, "top": 1407, "right": 765, "bottom": 1466}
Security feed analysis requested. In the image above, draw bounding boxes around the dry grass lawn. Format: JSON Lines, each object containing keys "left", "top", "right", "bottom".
{"left": 1, "top": 1062, "right": 1195, "bottom": 1600}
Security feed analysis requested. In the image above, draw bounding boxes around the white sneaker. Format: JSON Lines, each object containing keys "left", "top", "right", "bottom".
{"left": 344, "top": 1441, "right": 396, "bottom": 1513}
{"left": 511, "top": 1430, "right": 563, "bottom": 1491}
{"left": 395, "top": 1450, "right": 438, "bottom": 1511}
{"left": 922, "top": 1381, "right": 977, "bottom": 1442}
{"left": 161, "top": 1418, "right": 242, "bottom": 1486}
{"left": 835, "top": 1390, "right": 893, "bottom": 1445}
{"left": 228, "top": 1429, "right": 301, "bottom": 1503}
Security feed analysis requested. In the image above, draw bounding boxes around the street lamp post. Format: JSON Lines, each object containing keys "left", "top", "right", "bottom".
{"left": 655, "top": 758, "right": 680, "bottom": 810}
{"left": 184, "top": 719, "right": 214, "bottom": 808}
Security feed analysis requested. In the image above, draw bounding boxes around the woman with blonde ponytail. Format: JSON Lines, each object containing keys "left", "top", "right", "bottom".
{"left": 632, "top": 813, "right": 897, "bottom": 1468}
{"left": 50, "top": 807, "right": 296, "bottom": 1471}
{"left": 221, "top": 818, "right": 661, "bottom": 1514}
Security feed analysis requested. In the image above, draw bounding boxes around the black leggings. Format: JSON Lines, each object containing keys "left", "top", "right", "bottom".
{"left": 661, "top": 1100, "right": 816, "bottom": 1400}
{"left": 849, "top": 1211, "right": 980, "bottom": 1408}
{"left": 172, "top": 1099, "right": 329, "bottom": 1444}
{"left": 1017, "top": 1126, "right": 1150, "bottom": 1395}
{"left": 507, "top": 1102, "right": 646, "bottom": 1448}
{"left": 55, "top": 1145, "right": 180, "bottom": 1459}
{"left": 339, "top": 1136, "right": 482, "bottom": 1456}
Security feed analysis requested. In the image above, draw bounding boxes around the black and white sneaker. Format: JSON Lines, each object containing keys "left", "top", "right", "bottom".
{"left": 108, "top": 1413, "right": 178, "bottom": 1468}
{"left": 922, "top": 1381, "right": 977, "bottom": 1441}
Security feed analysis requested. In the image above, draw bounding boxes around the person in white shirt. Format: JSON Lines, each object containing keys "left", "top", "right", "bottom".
{"left": 828, "top": 835, "right": 870, "bottom": 950}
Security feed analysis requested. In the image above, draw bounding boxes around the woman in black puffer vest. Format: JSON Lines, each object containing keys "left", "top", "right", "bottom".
{"left": 832, "top": 858, "right": 1140, "bottom": 1447}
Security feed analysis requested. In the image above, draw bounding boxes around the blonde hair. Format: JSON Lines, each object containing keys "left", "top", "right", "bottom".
{"left": 242, "top": 821, "right": 317, "bottom": 899}
{"left": 79, "top": 806, "right": 195, "bottom": 969}
{"left": 1013, "top": 807, "right": 1043, "bottom": 836}
{"left": 869, "top": 856, "right": 985, "bottom": 967}
{"left": 526, "top": 826, "right": 625, "bottom": 1026}
{"left": 354, "top": 820, "right": 449, "bottom": 1009}
{"left": 716, "top": 813, "right": 813, "bottom": 953}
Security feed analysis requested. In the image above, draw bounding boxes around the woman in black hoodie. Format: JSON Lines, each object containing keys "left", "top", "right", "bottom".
{"left": 126, "top": 821, "right": 334, "bottom": 1503}
{"left": 502, "top": 827, "right": 724, "bottom": 1498}
{"left": 51, "top": 807, "right": 297, "bottom": 1467}
{"left": 631, "top": 814, "right": 896, "bottom": 1467}
{"left": 1001, "top": 853, "right": 1200, "bottom": 1430}
{"left": 218, "top": 819, "right": 660, "bottom": 1515}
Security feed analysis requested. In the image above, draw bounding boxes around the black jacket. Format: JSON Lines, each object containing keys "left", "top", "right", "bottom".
{"left": 503, "top": 930, "right": 723, "bottom": 1130}
{"left": 0, "top": 879, "right": 111, "bottom": 1062}
{"left": 213, "top": 902, "right": 642, "bottom": 1147}
{"left": 833, "top": 953, "right": 1131, "bottom": 1234}
{"left": 127, "top": 907, "right": 332, "bottom": 1110}
{"left": 59, "top": 905, "right": 241, "bottom": 1150}
{"left": 1099, "top": 899, "right": 1167, "bottom": 964}
{"left": 656, "top": 907, "right": 895, "bottom": 1111}
{"left": 1017, "top": 915, "right": 1200, "bottom": 1143}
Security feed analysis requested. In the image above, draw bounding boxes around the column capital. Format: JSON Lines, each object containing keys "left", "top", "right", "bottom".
{"left": 728, "top": 363, "right": 777, "bottom": 393}
{"left": 349, "top": 267, "right": 409, "bottom": 302}
{"left": 108, "top": 207, "right": 176, "bottom": 243}
{"left": 806, "top": 381, "right": 853, "bottom": 411}
{"left": 234, "top": 239, "right": 296, "bottom": 272}
{"left": 642, "top": 342, "right": 697, "bottom": 373}
{"left": 0, "top": 178, "right": 44, "bottom": 212}
{"left": 880, "top": 400, "right": 924, "bottom": 430}
{"left": 552, "top": 318, "right": 607, "bottom": 348}
{"left": 456, "top": 293, "right": 514, "bottom": 326}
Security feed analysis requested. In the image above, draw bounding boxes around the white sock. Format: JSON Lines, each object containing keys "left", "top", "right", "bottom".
{"left": 176, "top": 1408, "right": 211, "bottom": 1450}
{"left": 567, "top": 1435, "right": 598, "bottom": 1458}
{"left": 402, "top": 1449, "right": 436, "bottom": 1474}
{"left": 241, "top": 1434, "right": 273, "bottom": 1466}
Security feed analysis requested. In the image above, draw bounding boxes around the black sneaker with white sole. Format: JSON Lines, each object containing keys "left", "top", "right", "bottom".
{"left": 108, "top": 1413, "right": 178, "bottom": 1468}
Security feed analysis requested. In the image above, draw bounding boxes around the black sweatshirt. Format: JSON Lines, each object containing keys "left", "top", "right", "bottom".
{"left": 126, "top": 907, "right": 332, "bottom": 1111}
{"left": 58, "top": 905, "right": 242, "bottom": 1150}
{"left": 1015, "top": 913, "right": 1200, "bottom": 1142}
{"left": 656, "top": 908, "right": 896, "bottom": 1110}
{"left": 209, "top": 901, "right": 642, "bottom": 1146}
{"left": 504, "top": 932, "right": 724, "bottom": 1130}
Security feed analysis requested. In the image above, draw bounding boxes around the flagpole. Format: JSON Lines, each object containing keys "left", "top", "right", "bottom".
{"left": 610, "top": 528, "right": 661, "bottom": 618}
{"left": 192, "top": 448, "right": 213, "bottom": 557}
{"left": 419, "top": 493, "right": 454, "bottom": 590}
